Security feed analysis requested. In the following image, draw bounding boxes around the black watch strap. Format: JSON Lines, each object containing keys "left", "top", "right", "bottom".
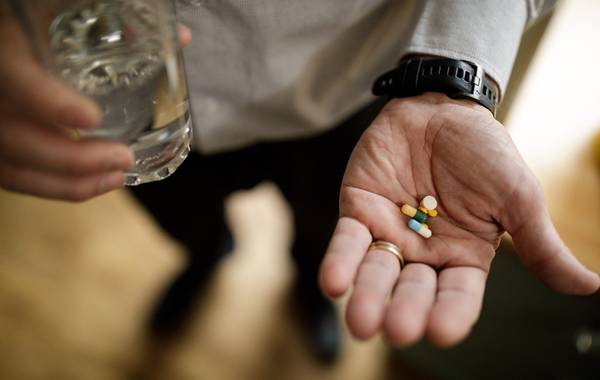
{"left": 372, "top": 58, "right": 499, "bottom": 115}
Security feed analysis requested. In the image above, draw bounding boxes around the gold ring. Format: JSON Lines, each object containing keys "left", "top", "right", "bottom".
{"left": 368, "top": 240, "right": 405, "bottom": 268}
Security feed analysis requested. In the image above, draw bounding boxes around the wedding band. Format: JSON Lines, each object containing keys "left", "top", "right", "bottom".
{"left": 368, "top": 240, "right": 405, "bottom": 268}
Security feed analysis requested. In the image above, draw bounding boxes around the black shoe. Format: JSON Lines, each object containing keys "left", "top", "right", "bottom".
{"left": 148, "top": 260, "right": 214, "bottom": 336}
{"left": 148, "top": 230, "right": 234, "bottom": 337}
{"left": 294, "top": 285, "right": 343, "bottom": 364}
{"left": 148, "top": 238, "right": 232, "bottom": 336}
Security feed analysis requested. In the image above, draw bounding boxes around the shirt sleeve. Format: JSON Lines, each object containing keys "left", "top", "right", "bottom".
{"left": 403, "top": 0, "right": 557, "bottom": 96}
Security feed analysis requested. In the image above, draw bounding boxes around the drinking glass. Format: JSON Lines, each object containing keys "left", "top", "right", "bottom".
{"left": 10, "top": 0, "right": 192, "bottom": 185}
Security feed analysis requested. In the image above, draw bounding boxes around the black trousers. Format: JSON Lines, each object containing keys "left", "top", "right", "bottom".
{"left": 130, "top": 100, "right": 385, "bottom": 298}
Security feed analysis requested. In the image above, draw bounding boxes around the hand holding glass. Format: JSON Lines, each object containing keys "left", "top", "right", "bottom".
{"left": 12, "top": 0, "right": 192, "bottom": 185}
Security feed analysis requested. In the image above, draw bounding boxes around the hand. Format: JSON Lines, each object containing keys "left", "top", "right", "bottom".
{"left": 0, "top": 9, "right": 192, "bottom": 201}
{"left": 319, "top": 92, "right": 600, "bottom": 347}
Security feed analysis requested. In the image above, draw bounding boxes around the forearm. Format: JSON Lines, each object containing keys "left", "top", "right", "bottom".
{"left": 402, "top": 0, "right": 556, "bottom": 96}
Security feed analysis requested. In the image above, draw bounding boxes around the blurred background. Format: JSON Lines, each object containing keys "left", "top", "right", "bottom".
{"left": 1, "top": 0, "right": 599, "bottom": 379}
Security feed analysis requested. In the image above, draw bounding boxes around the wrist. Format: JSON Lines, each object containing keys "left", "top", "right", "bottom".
{"left": 411, "top": 91, "right": 492, "bottom": 114}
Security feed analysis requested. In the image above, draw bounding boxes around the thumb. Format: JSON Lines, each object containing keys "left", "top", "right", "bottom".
{"left": 504, "top": 178, "right": 600, "bottom": 295}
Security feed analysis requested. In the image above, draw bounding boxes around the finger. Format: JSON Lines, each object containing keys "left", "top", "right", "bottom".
{"left": 505, "top": 179, "right": 600, "bottom": 295}
{"left": 426, "top": 266, "right": 486, "bottom": 347}
{"left": 345, "top": 248, "right": 401, "bottom": 340}
{"left": 177, "top": 24, "right": 192, "bottom": 48}
{"left": 341, "top": 186, "right": 425, "bottom": 264}
{"left": 0, "top": 119, "right": 133, "bottom": 176}
{"left": 319, "top": 217, "right": 371, "bottom": 298}
{"left": 0, "top": 18, "right": 101, "bottom": 129}
{"left": 384, "top": 263, "right": 436, "bottom": 346}
{"left": 0, "top": 161, "right": 125, "bottom": 202}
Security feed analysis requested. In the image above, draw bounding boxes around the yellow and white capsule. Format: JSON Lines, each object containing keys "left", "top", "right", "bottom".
{"left": 408, "top": 219, "right": 432, "bottom": 239}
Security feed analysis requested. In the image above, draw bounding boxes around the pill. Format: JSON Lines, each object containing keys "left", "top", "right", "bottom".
{"left": 427, "top": 209, "right": 438, "bottom": 217}
{"left": 408, "top": 219, "right": 432, "bottom": 238}
{"left": 401, "top": 204, "right": 428, "bottom": 223}
{"left": 420, "top": 195, "right": 438, "bottom": 211}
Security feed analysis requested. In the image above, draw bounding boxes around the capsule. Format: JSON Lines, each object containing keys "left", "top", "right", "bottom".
{"left": 401, "top": 204, "right": 428, "bottom": 223}
{"left": 408, "top": 219, "right": 432, "bottom": 238}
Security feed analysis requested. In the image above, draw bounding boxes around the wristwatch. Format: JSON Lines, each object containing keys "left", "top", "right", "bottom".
{"left": 372, "top": 57, "right": 500, "bottom": 116}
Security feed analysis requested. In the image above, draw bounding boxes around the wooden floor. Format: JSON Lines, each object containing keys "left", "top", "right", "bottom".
{"left": 0, "top": 184, "right": 397, "bottom": 380}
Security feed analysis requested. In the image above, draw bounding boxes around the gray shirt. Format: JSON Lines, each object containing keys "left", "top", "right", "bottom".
{"left": 176, "top": 0, "right": 554, "bottom": 153}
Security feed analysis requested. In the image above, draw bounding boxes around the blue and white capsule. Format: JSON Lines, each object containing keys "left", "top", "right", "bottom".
{"left": 408, "top": 218, "right": 432, "bottom": 239}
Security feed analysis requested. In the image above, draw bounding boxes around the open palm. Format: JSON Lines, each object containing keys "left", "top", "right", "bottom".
{"left": 319, "top": 93, "right": 600, "bottom": 347}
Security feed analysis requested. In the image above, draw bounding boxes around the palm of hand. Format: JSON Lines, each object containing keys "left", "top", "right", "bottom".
{"left": 343, "top": 95, "right": 523, "bottom": 269}
{"left": 320, "top": 93, "right": 600, "bottom": 347}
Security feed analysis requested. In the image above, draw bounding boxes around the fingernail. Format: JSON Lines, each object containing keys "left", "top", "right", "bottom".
{"left": 99, "top": 172, "right": 125, "bottom": 194}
